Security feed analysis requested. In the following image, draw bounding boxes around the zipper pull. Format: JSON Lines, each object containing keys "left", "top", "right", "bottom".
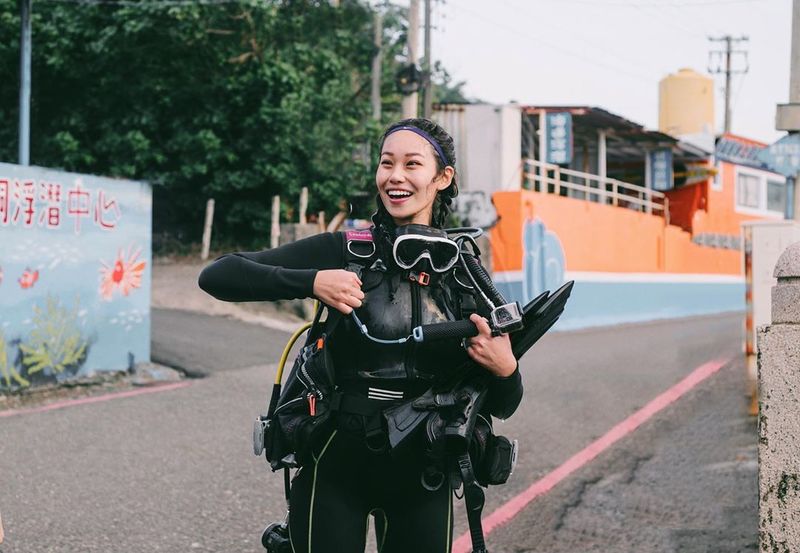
{"left": 307, "top": 393, "right": 317, "bottom": 416}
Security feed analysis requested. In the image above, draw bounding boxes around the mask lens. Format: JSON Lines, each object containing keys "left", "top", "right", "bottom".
{"left": 395, "top": 239, "right": 427, "bottom": 267}
{"left": 428, "top": 242, "right": 459, "bottom": 271}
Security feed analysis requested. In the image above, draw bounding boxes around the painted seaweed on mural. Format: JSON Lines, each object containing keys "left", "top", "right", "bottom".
{"left": 0, "top": 163, "right": 151, "bottom": 391}
{"left": 522, "top": 217, "right": 566, "bottom": 303}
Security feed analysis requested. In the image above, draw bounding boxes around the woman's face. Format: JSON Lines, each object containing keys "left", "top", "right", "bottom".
{"left": 376, "top": 130, "right": 454, "bottom": 226}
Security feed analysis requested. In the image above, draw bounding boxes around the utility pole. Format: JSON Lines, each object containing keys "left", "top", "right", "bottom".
{"left": 776, "top": 0, "right": 800, "bottom": 222}
{"left": 777, "top": 0, "right": 800, "bottom": 132}
{"left": 19, "top": 0, "right": 32, "bottom": 166}
{"left": 708, "top": 35, "right": 749, "bottom": 134}
{"left": 371, "top": 6, "right": 382, "bottom": 121}
{"left": 422, "top": 0, "right": 433, "bottom": 118}
{"left": 401, "top": 0, "right": 420, "bottom": 119}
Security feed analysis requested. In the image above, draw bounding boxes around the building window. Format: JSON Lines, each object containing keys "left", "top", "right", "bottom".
{"left": 737, "top": 173, "right": 760, "bottom": 208}
{"left": 767, "top": 180, "right": 786, "bottom": 213}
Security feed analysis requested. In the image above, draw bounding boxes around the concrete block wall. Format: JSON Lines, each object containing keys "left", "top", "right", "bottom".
{"left": 758, "top": 241, "right": 800, "bottom": 552}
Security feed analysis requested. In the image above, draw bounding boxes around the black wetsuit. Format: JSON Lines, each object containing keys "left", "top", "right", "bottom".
{"left": 198, "top": 230, "right": 523, "bottom": 553}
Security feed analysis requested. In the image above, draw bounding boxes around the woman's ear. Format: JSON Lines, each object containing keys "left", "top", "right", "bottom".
{"left": 435, "top": 166, "right": 455, "bottom": 191}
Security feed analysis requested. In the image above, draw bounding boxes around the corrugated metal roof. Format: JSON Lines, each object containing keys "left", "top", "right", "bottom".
{"left": 522, "top": 105, "right": 709, "bottom": 162}
{"left": 523, "top": 105, "right": 648, "bottom": 133}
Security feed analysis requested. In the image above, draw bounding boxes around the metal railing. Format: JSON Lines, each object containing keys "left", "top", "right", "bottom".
{"left": 523, "top": 159, "right": 670, "bottom": 224}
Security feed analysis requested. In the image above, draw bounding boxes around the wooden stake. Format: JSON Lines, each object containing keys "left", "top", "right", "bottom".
{"left": 299, "top": 187, "right": 308, "bottom": 224}
{"left": 271, "top": 195, "right": 280, "bottom": 248}
{"left": 326, "top": 210, "right": 348, "bottom": 232}
{"left": 200, "top": 198, "right": 215, "bottom": 261}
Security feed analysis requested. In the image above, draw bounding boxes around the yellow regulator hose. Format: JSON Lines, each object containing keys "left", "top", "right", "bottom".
{"left": 274, "top": 301, "right": 320, "bottom": 385}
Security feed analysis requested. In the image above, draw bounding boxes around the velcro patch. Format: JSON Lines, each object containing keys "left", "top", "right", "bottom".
{"left": 345, "top": 229, "right": 373, "bottom": 242}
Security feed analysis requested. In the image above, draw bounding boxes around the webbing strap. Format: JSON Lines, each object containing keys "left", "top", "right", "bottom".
{"left": 283, "top": 467, "right": 291, "bottom": 504}
{"left": 456, "top": 452, "right": 488, "bottom": 553}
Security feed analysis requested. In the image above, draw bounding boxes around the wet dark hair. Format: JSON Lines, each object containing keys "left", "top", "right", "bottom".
{"left": 371, "top": 118, "right": 458, "bottom": 234}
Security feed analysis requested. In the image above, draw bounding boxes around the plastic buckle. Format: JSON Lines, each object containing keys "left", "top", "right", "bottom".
{"left": 410, "top": 271, "right": 430, "bottom": 286}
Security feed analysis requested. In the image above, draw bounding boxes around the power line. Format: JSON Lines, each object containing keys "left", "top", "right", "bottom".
{"left": 730, "top": 71, "right": 748, "bottom": 115}
{"left": 448, "top": 2, "right": 656, "bottom": 86}
{"left": 497, "top": 0, "right": 666, "bottom": 69}
{"left": 630, "top": 3, "right": 707, "bottom": 40}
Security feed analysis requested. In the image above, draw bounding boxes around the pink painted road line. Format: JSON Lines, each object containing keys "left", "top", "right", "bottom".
{"left": 0, "top": 381, "right": 192, "bottom": 418}
{"left": 453, "top": 357, "right": 730, "bottom": 553}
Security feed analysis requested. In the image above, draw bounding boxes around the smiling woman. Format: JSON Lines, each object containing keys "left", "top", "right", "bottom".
{"left": 373, "top": 119, "right": 458, "bottom": 229}
{"left": 198, "top": 118, "right": 523, "bottom": 553}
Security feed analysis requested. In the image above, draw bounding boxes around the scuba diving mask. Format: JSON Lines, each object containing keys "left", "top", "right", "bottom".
{"left": 393, "top": 224, "right": 460, "bottom": 273}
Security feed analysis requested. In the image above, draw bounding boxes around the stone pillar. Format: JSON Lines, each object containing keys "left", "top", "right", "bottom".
{"left": 759, "top": 241, "right": 800, "bottom": 552}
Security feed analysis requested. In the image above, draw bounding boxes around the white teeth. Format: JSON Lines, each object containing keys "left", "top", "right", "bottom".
{"left": 388, "top": 190, "right": 412, "bottom": 198}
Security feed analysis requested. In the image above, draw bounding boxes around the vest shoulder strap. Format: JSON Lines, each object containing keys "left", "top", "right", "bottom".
{"left": 342, "top": 228, "right": 378, "bottom": 277}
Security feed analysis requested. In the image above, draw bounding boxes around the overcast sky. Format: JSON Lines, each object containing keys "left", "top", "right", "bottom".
{"left": 427, "top": 0, "right": 791, "bottom": 144}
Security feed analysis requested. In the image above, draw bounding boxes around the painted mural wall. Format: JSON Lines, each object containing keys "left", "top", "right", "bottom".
{"left": 0, "top": 163, "right": 151, "bottom": 391}
{"left": 490, "top": 190, "right": 745, "bottom": 330}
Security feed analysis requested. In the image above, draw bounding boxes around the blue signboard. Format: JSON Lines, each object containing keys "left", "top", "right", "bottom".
{"left": 715, "top": 136, "right": 769, "bottom": 169}
{"left": 758, "top": 133, "right": 800, "bottom": 177}
{"left": 0, "top": 163, "right": 151, "bottom": 391}
{"left": 649, "top": 149, "right": 673, "bottom": 191}
{"left": 546, "top": 112, "right": 573, "bottom": 165}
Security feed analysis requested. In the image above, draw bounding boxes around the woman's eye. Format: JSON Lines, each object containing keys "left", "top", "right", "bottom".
{"left": 380, "top": 160, "right": 392, "bottom": 167}
{"left": 407, "top": 161, "right": 420, "bottom": 167}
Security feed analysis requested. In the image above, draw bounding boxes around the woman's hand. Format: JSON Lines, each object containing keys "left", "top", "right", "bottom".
{"left": 312, "top": 270, "right": 365, "bottom": 314}
{"left": 465, "top": 313, "right": 517, "bottom": 377}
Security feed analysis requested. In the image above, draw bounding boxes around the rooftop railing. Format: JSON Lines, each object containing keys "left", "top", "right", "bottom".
{"left": 523, "top": 159, "right": 670, "bottom": 225}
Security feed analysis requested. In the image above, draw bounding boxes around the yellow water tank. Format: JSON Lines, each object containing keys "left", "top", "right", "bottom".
{"left": 658, "top": 68, "right": 715, "bottom": 136}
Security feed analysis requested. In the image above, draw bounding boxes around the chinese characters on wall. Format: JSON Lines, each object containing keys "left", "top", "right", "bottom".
{"left": 0, "top": 178, "right": 121, "bottom": 233}
{"left": 691, "top": 232, "right": 741, "bottom": 251}
{"left": 546, "top": 112, "right": 573, "bottom": 165}
{"left": 650, "top": 149, "right": 674, "bottom": 192}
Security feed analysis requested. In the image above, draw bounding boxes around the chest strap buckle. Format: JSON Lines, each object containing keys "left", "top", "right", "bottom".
{"left": 409, "top": 271, "right": 430, "bottom": 286}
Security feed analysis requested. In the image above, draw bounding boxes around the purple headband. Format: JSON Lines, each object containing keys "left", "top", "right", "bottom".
{"left": 384, "top": 125, "right": 451, "bottom": 166}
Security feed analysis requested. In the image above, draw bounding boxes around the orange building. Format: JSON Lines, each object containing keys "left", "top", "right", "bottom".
{"left": 460, "top": 108, "right": 790, "bottom": 329}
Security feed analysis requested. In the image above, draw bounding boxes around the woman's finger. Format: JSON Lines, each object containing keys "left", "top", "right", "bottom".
{"left": 469, "top": 313, "right": 492, "bottom": 336}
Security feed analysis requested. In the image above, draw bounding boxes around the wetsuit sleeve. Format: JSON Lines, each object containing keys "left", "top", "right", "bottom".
{"left": 197, "top": 232, "right": 345, "bottom": 302}
{"left": 484, "top": 363, "right": 523, "bottom": 420}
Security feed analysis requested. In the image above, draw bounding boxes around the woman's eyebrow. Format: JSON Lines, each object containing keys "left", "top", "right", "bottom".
{"left": 380, "top": 151, "right": 425, "bottom": 156}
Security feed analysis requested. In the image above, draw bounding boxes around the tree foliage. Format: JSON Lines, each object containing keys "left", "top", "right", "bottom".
{"left": 0, "top": 0, "right": 446, "bottom": 247}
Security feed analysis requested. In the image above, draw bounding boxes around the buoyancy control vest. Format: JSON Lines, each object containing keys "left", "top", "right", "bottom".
{"left": 329, "top": 230, "right": 479, "bottom": 402}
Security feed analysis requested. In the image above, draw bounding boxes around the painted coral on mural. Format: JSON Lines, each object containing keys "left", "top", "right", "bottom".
{"left": 0, "top": 295, "right": 91, "bottom": 391}
{"left": 0, "top": 330, "right": 29, "bottom": 389}
{"left": 99, "top": 246, "right": 146, "bottom": 301}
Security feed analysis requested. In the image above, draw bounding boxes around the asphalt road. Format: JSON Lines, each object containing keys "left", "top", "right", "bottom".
{"left": 0, "top": 310, "right": 754, "bottom": 552}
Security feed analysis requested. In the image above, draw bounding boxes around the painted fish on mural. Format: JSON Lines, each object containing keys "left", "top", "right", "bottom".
{"left": 18, "top": 267, "right": 39, "bottom": 289}
{"left": 99, "top": 246, "right": 146, "bottom": 300}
